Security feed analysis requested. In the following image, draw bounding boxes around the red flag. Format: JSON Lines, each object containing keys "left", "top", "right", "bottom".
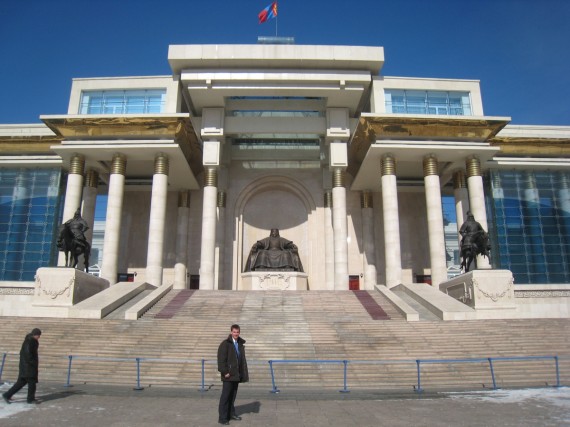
{"left": 259, "top": 1, "right": 278, "bottom": 24}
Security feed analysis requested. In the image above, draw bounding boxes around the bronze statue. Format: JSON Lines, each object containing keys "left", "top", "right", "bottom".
{"left": 459, "top": 211, "right": 491, "bottom": 272}
{"left": 57, "top": 208, "right": 91, "bottom": 272}
{"left": 244, "top": 229, "right": 304, "bottom": 272}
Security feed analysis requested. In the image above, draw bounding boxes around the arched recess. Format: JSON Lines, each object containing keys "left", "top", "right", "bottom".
{"left": 232, "top": 175, "right": 318, "bottom": 289}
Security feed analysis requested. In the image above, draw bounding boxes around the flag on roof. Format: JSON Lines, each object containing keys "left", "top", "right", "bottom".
{"left": 259, "top": 1, "right": 278, "bottom": 24}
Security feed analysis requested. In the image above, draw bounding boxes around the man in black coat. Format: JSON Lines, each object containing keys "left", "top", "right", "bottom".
{"left": 2, "top": 328, "right": 42, "bottom": 404}
{"left": 217, "top": 324, "right": 249, "bottom": 425}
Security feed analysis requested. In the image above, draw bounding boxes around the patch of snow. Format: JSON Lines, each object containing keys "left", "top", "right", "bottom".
{"left": 0, "top": 383, "right": 33, "bottom": 419}
{"left": 445, "top": 387, "right": 570, "bottom": 408}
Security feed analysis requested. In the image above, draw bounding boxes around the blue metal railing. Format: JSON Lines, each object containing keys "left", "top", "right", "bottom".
{"left": 0, "top": 352, "right": 565, "bottom": 393}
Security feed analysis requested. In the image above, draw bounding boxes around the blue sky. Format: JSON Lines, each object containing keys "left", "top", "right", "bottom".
{"left": 1, "top": 0, "right": 569, "bottom": 125}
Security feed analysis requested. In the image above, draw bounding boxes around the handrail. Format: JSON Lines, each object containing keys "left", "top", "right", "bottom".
{"left": 0, "top": 352, "right": 565, "bottom": 393}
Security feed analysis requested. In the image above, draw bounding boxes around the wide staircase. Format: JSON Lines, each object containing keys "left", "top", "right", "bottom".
{"left": 1, "top": 290, "right": 569, "bottom": 392}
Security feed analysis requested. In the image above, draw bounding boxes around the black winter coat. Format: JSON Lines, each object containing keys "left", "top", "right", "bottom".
{"left": 19, "top": 333, "right": 39, "bottom": 381}
{"left": 217, "top": 335, "right": 249, "bottom": 383}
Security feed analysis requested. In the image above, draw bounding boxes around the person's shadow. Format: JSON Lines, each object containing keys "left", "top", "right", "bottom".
{"left": 236, "top": 401, "right": 261, "bottom": 415}
{"left": 39, "top": 389, "right": 84, "bottom": 402}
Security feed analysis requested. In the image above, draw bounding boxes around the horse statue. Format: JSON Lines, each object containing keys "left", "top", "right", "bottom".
{"left": 56, "top": 208, "right": 91, "bottom": 273}
{"left": 459, "top": 229, "right": 491, "bottom": 273}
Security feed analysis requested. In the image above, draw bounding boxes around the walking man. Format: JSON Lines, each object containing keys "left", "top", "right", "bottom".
{"left": 2, "top": 328, "right": 42, "bottom": 404}
{"left": 217, "top": 324, "right": 249, "bottom": 425}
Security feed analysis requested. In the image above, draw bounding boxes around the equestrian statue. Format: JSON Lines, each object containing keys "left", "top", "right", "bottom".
{"left": 459, "top": 211, "right": 491, "bottom": 273}
{"left": 57, "top": 208, "right": 91, "bottom": 273}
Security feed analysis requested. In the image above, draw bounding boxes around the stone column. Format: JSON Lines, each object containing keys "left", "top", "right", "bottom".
{"left": 174, "top": 191, "right": 190, "bottom": 289}
{"left": 361, "top": 191, "right": 377, "bottom": 290}
{"left": 146, "top": 154, "right": 169, "bottom": 287}
{"left": 381, "top": 155, "right": 402, "bottom": 288}
{"left": 199, "top": 168, "right": 218, "bottom": 290}
{"left": 215, "top": 191, "right": 226, "bottom": 290}
{"left": 79, "top": 169, "right": 98, "bottom": 270}
{"left": 332, "top": 169, "right": 349, "bottom": 290}
{"left": 466, "top": 156, "right": 491, "bottom": 269}
{"left": 59, "top": 154, "right": 85, "bottom": 266}
{"left": 424, "top": 155, "right": 447, "bottom": 287}
{"left": 324, "top": 191, "right": 335, "bottom": 290}
{"left": 101, "top": 153, "right": 126, "bottom": 284}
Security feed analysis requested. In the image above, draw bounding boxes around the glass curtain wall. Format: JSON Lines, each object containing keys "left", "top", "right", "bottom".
{"left": 0, "top": 168, "right": 62, "bottom": 281}
{"left": 487, "top": 170, "right": 570, "bottom": 284}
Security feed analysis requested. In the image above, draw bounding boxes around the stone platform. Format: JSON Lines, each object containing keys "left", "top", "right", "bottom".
{"left": 241, "top": 271, "right": 308, "bottom": 290}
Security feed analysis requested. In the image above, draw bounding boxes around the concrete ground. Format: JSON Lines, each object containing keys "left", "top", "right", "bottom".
{"left": 1, "top": 381, "right": 569, "bottom": 426}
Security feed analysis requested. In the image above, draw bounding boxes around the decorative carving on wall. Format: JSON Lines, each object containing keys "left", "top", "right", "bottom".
{"left": 515, "top": 290, "right": 570, "bottom": 298}
{"left": 0, "top": 287, "right": 34, "bottom": 295}
{"left": 36, "top": 276, "right": 74, "bottom": 300}
{"left": 258, "top": 273, "right": 291, "bottom": 290}
{"left": 474, "top": 278, "right": 510, "bottom": 302}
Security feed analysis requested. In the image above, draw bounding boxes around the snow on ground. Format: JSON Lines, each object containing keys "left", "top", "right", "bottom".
{"left": 445, "top": 387, "right": 570, "bottom": 408}
{"left": 0, "top": 383, "right": 33, "bottom": 419}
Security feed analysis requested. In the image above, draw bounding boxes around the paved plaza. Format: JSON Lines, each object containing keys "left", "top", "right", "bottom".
{"left": 1, "top": 381, "right": 569, "bottom": 426}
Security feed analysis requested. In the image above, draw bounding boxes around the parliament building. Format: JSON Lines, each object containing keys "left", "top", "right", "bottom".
{"left": 1, "top": 43, "right": 569, "bottom": 319}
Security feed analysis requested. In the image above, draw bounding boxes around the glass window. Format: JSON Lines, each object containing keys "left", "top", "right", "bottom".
{"left": 79, "top": 89, "right": 166, "bottom": 114}
{"left": 385, "top": 90, "right": 472, "bottom": 116}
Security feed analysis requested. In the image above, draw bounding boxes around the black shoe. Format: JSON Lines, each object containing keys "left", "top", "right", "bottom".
{"left": 2, "top": 394, "right": 11, "bottom": 404}
{"left": 231, "top": 415, "right": 242, "bottom": 420}
{"left": 218, "top": 421, "right": 230, "bottom": 425}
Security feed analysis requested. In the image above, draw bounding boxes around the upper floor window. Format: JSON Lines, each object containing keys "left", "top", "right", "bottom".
{"left": 79, "top": 89, "right": 166, "bottom": 114}
{"left": 385, "top": 90, "right": 472, "bottom": 116}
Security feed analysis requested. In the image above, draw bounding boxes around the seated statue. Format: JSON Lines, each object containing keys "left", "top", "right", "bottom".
{"left": 244, "top": 228, "right": 304, "bottom": 272}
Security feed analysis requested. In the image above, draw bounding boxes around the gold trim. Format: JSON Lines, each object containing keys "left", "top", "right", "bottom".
{"left": 361, "top": 191, "right": 373, "bottom": 208}
{"left": 332, "top": 169, "right": 345, "bottom": 188}
{"left": 466, "top": 157, "right": 481, "bottom": 178}
{"left": 84, "top": 170, "right": 99, "bottom": 188}
{"left": 69, "top": 154, "right": 85, "bottom": 175}
{"left": 204, "top": 168, "right": 218, "bottom": 187}
{"left": 217, "top": 191, "right": 226, "bottom": 208}
{"left": 423, "top": 155, "right": 438, "bottom": 177}
{"left": 381, "top": 155, "right": 396, "bottom": 176}
{"left": 453, "top": 170, "right": 466, "bottom": 189}
{"left": 324, "top": 191, "right": 333, "bottom": 208}
{"left": 154, "top": 153, "right": 169, "bottom": 175}
{"left": 178, "top": 190, "right": 191, "bottom": 208}
{"left": 111, "top": 153, "right": 127, "bottom": 175}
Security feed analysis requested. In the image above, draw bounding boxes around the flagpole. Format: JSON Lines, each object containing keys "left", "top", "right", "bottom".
{"left": 275, "top": 15, "right": 278, "bottom": 37}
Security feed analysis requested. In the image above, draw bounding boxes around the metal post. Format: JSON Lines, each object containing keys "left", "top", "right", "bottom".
{"left": 133, "top": 358, "right": 144, "bottom": 391}
{"left": 269, "top": 360, "right": 279, "bottom": 393}
{"left": 64, "top": 355, "right": 73, "bottom": 388}
{"left": 339, "top": 360, "right": 350, "bottom": 393}
{"left": 415, "top": 360, "right": 423, "bottom": 393}
{"left": 0, "top": 353, "right": 6, "bottom": 384}
{"left": 487, "top": 358, "right": 498, "bottom": 390}
{"left": 200, "top": 359, "right": 206, "bottom": 392}
{"left": 554, "top": 356, "right": 560, "bottom": 388}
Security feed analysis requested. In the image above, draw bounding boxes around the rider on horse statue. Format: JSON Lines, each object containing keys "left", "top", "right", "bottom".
{"left": 57, "top": 208, "right": 91, "bottom": 271}
{"left": 459, "top": 211, "right": 491, "bottom": 272}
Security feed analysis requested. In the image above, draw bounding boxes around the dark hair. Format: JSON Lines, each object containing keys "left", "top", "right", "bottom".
{"left": 230, "top": 324, "right": 240, "bottom": 331}
{"left": 31, "top": 328, "right": 42, "bottom": 336}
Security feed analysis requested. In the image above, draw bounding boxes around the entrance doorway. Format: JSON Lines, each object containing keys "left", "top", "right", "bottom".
{"left": 190, "top": 275, "right": 200, "bottom": 290}
{"left": 349, "top": 275, "right": 360, "bottom": 290}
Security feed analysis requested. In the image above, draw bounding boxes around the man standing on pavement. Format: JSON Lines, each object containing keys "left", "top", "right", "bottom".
{"left": 2, "top": 328, "right": 42, "bottom": 404}
{"left": 217, "top": 324, "right": 249, "bottom": 425}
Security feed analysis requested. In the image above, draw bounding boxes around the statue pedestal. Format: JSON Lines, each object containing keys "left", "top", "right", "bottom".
{"left": 241, "top": 271, "right": 308, "bottom": 291}
{"left": 33, "top": 267, "right": 110, "bottom": 307}
{"left": 439, "top": 269, "right": 516, "bottom": 312}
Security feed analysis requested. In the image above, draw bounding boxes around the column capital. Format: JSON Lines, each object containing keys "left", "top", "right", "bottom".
{"left": 69, "top": 154, "right": 85, "bottom": 175}
{"left": 217, "top": 191, "right": 226, "bottom": 208}
{"left": 154, "top": 153, "right": 169, "bottom": 175}
{"left": 466, "top": 156, "right": 481, "bottom": 177}
{"left": 324, "top": 190, "right": 333, "bottom": 208}
{"left": 204, "top": 168, "right": 218, "bottom": 187}
{"left": 423, "top": 155, "right": 438, "bottom": 177}
{"left": 111, "top": 153, "right": 127, "bottom": 175}
{"left": 178, "top": 190, "right": 191, "bottom": 208}
{"left": 361, "top": 190, "right": 373, "bottom": 208}
{"left": 332, "top": 169, "right": 345, "bottom": 187}
{"left": 381, "top": 154, "right": 396, "bottom": 176}
{"left": 453, "top": 170, "right": 467, "bottom": 189}
{"left": 85, "top": 169, "right": 99, "bottom": 188}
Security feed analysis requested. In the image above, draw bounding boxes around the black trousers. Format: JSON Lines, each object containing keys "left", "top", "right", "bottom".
{"left": 218, "top": 381, "right": 239, "bottom": 422}
{"left": 4, "top": 376, "right": 37, "bottom": 402}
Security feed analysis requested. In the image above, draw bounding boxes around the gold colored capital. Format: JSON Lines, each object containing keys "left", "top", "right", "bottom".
{"left": 111, "top": 154, "right": 127, "bottom": 175}
{"left": 381, "top": 155, "right": 396, "bottom": 176}
{"left": 333, "top": 169, "right": 345, "bottom": 188}
{"left": 466, "top": 157, "right": 481, "bottom": 178}
{"left": 85, "top": 170, "right": 99, "bottom": 189}
{"left": 205, "top": 168, "right": 218, "bottom": 187}
{"left": 217, "top": 191, "right": 226, "bottom": 208}
{"left": 423, "top": 155, "right": 438, "bottom": 177}
{"left": 361, "top": 191, "right": 373, "bottom": 208}
{"left": 324, "top": 191, "right": 333, "bottom": 208}
{"left": 154, "top": 153, "right": 169, "bottom": 175}
{"left": 453, "top": 170, "right": 466, "bottom": 189}
{"left": 69, "top": 154, "right": 85, "bottom": 175}
{"left": 178, "top": 190, "right": 191, "bottom": 208}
